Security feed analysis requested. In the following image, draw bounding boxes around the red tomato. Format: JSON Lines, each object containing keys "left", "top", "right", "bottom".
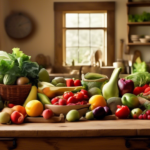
{"left": 143, "top": 114, "right": 147, "bottom": 119}
{"left": 58, "top": 99, "right": 66, "bottom": 105}
{"left": 66, "top": 96, "right": 76, "bottom": 104}
{"left": 138, "top": 114, "right": 143, "bottom": 119}
{"left": 115, "top": 105, "right": 130, "bottom": 119}
{"left": 146, "top": 110, "right": 150, "bottom": 116}
{"left": 63, "top": 92, "right": 74, "bottom": 100}
{"left": 75, "top": 92, "right": 84, "bottom": 102}
{"left": 83, "top": 94, "right": 89, "bottom": 100}
{"left": 74, "top": 79, "right": 81, "bottom": 86}
{"left": 8, "top": 103, "right": 15, "bottom": 108}
{"left": 147, "top": 115, "right": 150, "bottom": 120}
{"left": 51, "top": 97, "right": 59, "bottom": 104}
{"left": 80, "top": 89, "right": 89, "bottom": 96}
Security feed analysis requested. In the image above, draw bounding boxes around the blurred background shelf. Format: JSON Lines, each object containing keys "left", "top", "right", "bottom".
{"left": 127, "top": 43, "right": 150, "bottom": 46}
{"left": 127, "top": 2, "right": 150, "bottom": 7}
{"left": 128, "top": 22, "right": 150, "bottom": 25}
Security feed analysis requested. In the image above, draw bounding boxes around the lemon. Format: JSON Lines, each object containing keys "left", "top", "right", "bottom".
{"left": 89, "top": 95, "right": 107, "bottom": 110}
{"left": 38, "top": 68, "right": 50, "bottom": 82}
{"left": 25, "top": 100, "right": 43, "bottom": 117}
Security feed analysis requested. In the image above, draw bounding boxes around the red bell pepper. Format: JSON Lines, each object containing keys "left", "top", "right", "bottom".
{"left": 66, "top": 79, "right": 74, "bottom": 87}
{"left": 142, "top": 84, "right": 149, "bottom": 91}
{"left": 133, "top": 87, "right": 144, "bottom": 95}
{"left": 144, "top": 87, "right": 150, "bottom": 93}
{"left": 115, "top": 105, "right": 130, "bottom": 119}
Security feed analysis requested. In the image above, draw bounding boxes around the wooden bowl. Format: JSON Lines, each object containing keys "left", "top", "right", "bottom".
{"left": 45, "top": 104, "right": 91, "bottom": 117}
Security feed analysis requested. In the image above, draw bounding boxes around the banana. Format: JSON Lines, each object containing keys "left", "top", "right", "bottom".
{"left": 23, "top": 86, "right": 37, "bottom": 107}
{"left": 84, "top": 73, "right": 108, "bottom": 80}
{"left": 38, "top": 81, "right": 54, "bottom": 93}
{"left": 38, "top": 81, "right": 85, "bottom": 98}
{"left": 38, "top": 81, "right": 54, "bottom": 88}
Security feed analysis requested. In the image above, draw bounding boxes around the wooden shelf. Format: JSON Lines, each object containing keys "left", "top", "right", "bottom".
{"left": 127, "top": 43, "right": 150, "bottom": 46}
{"left": 127, "top": 2, "right": 150, "bottom": 7}
{"left": 128, "top": 22, "right": 150, "bottom": 25}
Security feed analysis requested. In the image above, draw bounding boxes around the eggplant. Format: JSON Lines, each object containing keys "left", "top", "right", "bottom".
{"left": 92, "top": 106, "right": 105, "bottom": 120}
{"left": 103, "top": 106, "right": 111, "bottom": 115}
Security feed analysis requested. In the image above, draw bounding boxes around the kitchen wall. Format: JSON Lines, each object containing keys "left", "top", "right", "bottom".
{"left": 1, "top": 0, "right": 147, "bottom": 66}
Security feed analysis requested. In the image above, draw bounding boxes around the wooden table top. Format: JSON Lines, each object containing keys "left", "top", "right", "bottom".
{"left": 0, "top": 120, "right": 150, "bottom": 137}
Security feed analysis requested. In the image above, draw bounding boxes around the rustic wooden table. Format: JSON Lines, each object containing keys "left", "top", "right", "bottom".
{"left": 0, "top": 120, "right": 150, "bottom": 150}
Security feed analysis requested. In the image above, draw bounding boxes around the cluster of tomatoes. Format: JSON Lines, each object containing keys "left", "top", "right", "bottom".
{"left": 51, "top": 89, "right": 89, "bottom": 105}
{"left": 138, "top": 110, "right": 150, "bottom": 119}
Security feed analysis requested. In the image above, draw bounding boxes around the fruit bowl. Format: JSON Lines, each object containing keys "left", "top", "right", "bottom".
{"left": 45, "top": 104, "right": 91, "bottom": 117}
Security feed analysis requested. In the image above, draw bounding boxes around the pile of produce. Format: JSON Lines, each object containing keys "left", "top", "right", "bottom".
{"left": 0, "top": 48, "right": 40, "bottom": 86}
{"left": 1, "top": 48, "right": 150, "bottom": 125}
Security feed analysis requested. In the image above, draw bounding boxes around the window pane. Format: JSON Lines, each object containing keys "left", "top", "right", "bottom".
{"left": 78, "top": 48, "right": 91, "bottom": 65}
{"left": 66, "top": 48, "right": 78, "bottom": 65}
{"left": 66, "top": 13, "right": 78, "bottom": 27}
{"left": 90, "top": 13, "right": 106, "bottom": 27}
{"left": 91, "top": 30, "right": 104, "bottom": 47}
{"left": 79, "top": 30, "right": 89, "bottom": 46}
{"left": 79, "top": 14, "right": 89, "bottom": 27}
{"left": 66, "top": 30, "right": 78, "bottom": 47}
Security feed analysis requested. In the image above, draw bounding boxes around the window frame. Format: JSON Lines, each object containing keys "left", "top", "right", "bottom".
{"left": 54, "top": 2, "right": 115, "bottom": 66}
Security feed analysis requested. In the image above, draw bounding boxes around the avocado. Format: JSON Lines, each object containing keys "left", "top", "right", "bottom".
{"left": 107, "top": 97, "right": 122, "bottom": 114}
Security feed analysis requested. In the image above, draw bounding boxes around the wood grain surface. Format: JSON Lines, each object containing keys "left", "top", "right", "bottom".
{"left": 0, "top": 120, "right": 150, "bottom": 137}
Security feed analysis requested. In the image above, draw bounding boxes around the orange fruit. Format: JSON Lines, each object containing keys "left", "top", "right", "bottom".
{"left": 12, "top": 105, "right": 26, "bottom": 117}
{"left": 42, "top": 87, "right": 55, "bottom": 98}
{"left": 89, "top": 95, "right": 107, "bottom": 110}
{"left": 25, "top": 100, "right": 43, "bottom": 117}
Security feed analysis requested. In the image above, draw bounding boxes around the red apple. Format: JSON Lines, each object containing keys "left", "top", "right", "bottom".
{"left": 11, "top": 111, "right": 24, "bottom": 124}
{"left": 42, "top": 109, "right": 53, "bottom": 119}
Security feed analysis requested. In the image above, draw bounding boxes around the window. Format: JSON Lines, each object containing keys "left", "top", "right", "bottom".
{"left": 54, "top": 2, "right": 115, "bottom": 66}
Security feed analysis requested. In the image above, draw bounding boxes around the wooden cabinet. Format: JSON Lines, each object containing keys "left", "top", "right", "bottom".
{"left": 126, "top": 0, "right": 150, "bottom": 54}
{"left": 2, "top": 137, "right": 150, "bottom": 150}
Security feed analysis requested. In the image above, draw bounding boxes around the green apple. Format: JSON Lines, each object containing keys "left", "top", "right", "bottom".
{"left": 131, "top": 108, "right": 143, "bottom": 119}
{"left": 121, "top": 93, "right": 140, "bottom": 109}
{"left": 66, "top": 110, "right": 80, "bottom": 122}
{"left": 85, "top": 111, "right": 94, "bottom": 120}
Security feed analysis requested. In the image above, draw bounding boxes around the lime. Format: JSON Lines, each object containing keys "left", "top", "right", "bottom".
{"left": 88, "top": 87, "right": 102, "bottom": 97}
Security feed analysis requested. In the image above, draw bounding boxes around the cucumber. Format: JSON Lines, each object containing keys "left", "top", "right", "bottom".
{"left": 38, "top": 93, "right": 51, "bottom": 105}
{"left": 84, "top": 73, "right": 105, "bottom": 80}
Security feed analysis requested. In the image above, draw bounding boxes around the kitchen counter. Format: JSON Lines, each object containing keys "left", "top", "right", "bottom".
{"left": 0, "top": 120, "right": 150, "bottom": 137}
{"left": 1, "top": 120, "right": 150, "bottom": 150}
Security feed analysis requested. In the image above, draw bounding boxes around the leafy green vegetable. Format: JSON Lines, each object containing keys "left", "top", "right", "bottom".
{"left": 125, "top": 72, "right": 150, "bottom": 87}
{"left": 138, "top": 93, "right": 150, "bottom": 100}
{"left": 128, "top": 11, "right": 150, "bottom": 22}
{"left": 132, "top": 62, "right": 148, "bottom": 73}
{"left": 3, "top": 74, "right": 17, "bottom": 85}
{"left": 0, "top": 48, "right": 40, "bottom": 86}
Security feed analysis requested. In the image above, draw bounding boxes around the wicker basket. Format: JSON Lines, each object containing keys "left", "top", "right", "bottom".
{"left": 0, "top": 84, "right": 32, "bottom": 105}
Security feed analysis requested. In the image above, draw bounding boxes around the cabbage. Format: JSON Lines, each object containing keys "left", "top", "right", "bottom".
{"left": 125, "top": 72, "right": 150, "bottom": 87}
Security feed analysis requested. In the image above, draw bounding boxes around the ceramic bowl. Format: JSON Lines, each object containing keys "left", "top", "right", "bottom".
{"left": 145, "top": 35, "right": 150, "bottom": 42}
{"left": 45, "top": 104, "right": 91, "bottom": 117}
{"left": 131, "top": 35, "right": 139, "bottom": 41}
{"left": 139, "top": 38, "right": 149, "bottom": 43}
